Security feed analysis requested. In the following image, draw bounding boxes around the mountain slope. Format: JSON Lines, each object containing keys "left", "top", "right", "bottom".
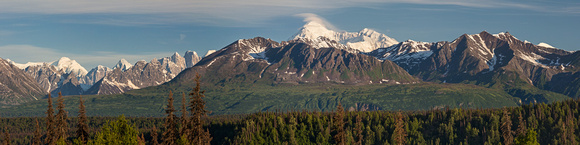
{"left": 169, "top": 37, "right": 417, "bottom": 87}
{"left": 0, "top": 58, "right": 46, "bottom": 106}
{"left": 367, "top": 31, "right": 578, "bottom": 100}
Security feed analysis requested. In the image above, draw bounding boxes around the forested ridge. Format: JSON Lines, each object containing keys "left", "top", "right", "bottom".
{"left": 1, "top": 75, "right": 578, "bottom": 144}
{"left": 2, "top": 98, "right": 580, "bottom": 144}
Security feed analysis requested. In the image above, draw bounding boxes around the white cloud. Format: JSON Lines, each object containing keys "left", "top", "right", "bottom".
{"left": 180, "top": 34, "right": 186, "bottom": 41}
{"left": 295, "top": 13, "right": 340, "bottom": 31}
{"left": 0, "top": 0, "right": 568, "bottom": 26}
{"left": 0, "top": 44, "right": 174, "bottom": 69}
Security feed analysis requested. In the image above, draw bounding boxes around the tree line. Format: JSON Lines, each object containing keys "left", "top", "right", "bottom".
{"left": 2, "top": 75, "right": 579, "bottom": 144}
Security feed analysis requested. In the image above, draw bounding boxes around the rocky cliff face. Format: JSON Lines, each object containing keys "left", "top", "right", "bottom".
{"left": 0, "top": 58, "right": 46, "bottom": 106}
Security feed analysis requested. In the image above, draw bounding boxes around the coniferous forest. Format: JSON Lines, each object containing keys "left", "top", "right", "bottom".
{"left": 1, "top": 75, "right": 579, "bottom": 145}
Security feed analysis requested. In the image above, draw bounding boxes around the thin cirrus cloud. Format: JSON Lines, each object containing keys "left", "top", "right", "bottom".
{"left": 0, "top": 44, "right": 174, "bottom": 68}
{"left": 0, "top": 0, "right": 572, "bottom": 26}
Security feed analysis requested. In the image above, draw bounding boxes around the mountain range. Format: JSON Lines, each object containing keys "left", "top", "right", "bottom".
{"left": 0, "top": 20, "right": 578, "bottom": 114}
{"left": 0, "top": 51, "right": 202, "bottom": 106}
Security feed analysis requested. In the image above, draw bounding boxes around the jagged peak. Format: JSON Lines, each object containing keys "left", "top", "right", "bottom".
{"left": 171, "top": 52, "right": 181, "bottom": 57}
{"left": 113, "top": 58, "right": 133, "bottom": 71}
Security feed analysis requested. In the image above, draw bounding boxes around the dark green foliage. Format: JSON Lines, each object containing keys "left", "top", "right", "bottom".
{"left": 91, "top": 115, "right": 141, "bottom": 144}
{"left": 3, "top": 99, "right": 580, "bottom": 144}
{"left": 514, "top": 129, "right": 539, "bottom": 145}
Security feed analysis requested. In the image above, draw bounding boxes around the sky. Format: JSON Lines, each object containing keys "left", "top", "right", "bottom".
{"left": 0, "top": 0, "right": 578, "bottom": 69}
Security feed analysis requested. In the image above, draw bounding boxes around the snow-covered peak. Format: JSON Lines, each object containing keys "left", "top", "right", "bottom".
{"left": 290, "top": 21, "right": 398, "bottom": 52}
{"left": 205, "top": 50, "right": 217, "bottom": 57}
{"left": 50, "top": 57, "right": 88, "bottom": 77}
{"left": 113, "top": 59, "right": 133, "bottom": 71}
{"left": 8, "top": 60, "right": 45, "bottom": 69}
{"left": 537, "top": 42, "right": 555, "bottom": 49}
{"left": 492, "top": 32, "right": 519, "bottom": 41}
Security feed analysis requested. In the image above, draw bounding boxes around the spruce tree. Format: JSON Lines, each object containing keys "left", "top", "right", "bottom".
{"left": 45, "top": 94, "right": 56, "bottom": 144}
{"left": 332, "top": 102, "right": 345, "bottom": 145}
{"left": 354, "top": 113, "right": 363, "bottom": 145}
{"left": 151, "top": 126, "right": 159, "bottom": 145}
{"left": 393, "top": 112, "right": 407, "bottom": 145}
{"left": 501, "top": 109, "right": 513, "bottom": 145}
{"left": 3, "top": 127, "right": 10, "bottom": 145}
{"left": 188, "top": 73, "right": 211, "bottom": 144}
{"left": 55, "top": 92, "right": 68, "bottom": 141}
{"left": 515, "top": 112, "right": 526, "bottom": 137}
{"left": 76, "top": 96, "right": 89, "bottom": 144}
{"left": 162, "top": 91, "right": 178, "bottom": 145}
{"left": 33, "top": 119, "right": 42, "bottom": 145}
{"left": 180, "top": 93, "right": 188, "bottom": 138}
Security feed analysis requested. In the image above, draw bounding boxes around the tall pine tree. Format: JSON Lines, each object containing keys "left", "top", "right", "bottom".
{"left": 180, "top": 93, "right": 188, "bottom": 138}
{"left": 33, "top": 119, "right": 42, "bottom": 145}
{"left": 393, "top": 112, "right": 407, "bottom": 145}
{"left": 3, "top": 127, "right": 10, "bottom": 145}
{"left": 45, "top": 94, "right": 56, "bottom": 144}
{"left": 354, "top": 113, "right": 363, "bottom": 145}
{"left": 332, "top": 102, "right": 345, "bottom": 145}
{"left": 55, "top": 92, "right": 68, "bottom": 141}
{"left": 501, "top": 109, "right": 513, "bottom": 145}
{"left": 188, "top": 73, "right": 211, "bottom": 144}
{"left": 162, "top": 91, "right": 178, "bottom": 145}
{"left": 76, "top": 96, "right": 89, "bottom": 144}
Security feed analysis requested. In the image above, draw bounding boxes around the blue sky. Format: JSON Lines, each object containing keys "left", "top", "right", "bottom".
{"left": 0, "top": 0, "right": 578, "bottom": 69}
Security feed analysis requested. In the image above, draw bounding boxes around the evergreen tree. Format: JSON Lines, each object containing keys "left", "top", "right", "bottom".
{"left": 515, "top": 112, "right": 526, "bottom": 137}
{"left": 332, "top": 102, "right": 345, "bottom": 145}
{"left": 2, "top": 127, "right": 10, "bottom": 145}
{"left": 393, "top": 112, "right": 407, "bottom": 145}
{"left": 151, "top": 126, "right": 159, "bottom": 145}
{"left": 354, "top": 113, "right": 363, "bottom": 145}
{"left": 162, "top": 91, "right": 178, "bottom": 145}
{"left": 76, "top": 96, "right": 89, "bottom": 144}
{"left": 501, "top": 109, "right": 513, "bottom": 145}
{"left": 55, "top": 92, "right": 68, "bottom": 142}
{"left": 188, "top": 73, "right": 212, "bottom": 144}
{"left": 33, "top": 119, "right": 42, "bottom": 145}
{"left": 45, "top": 94, "right": 56, "bottom": 144}
{"left": 180, "top": 93, "right": 188, "bottom": 137}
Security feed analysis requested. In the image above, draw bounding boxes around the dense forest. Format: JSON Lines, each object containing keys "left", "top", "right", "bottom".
{"left": 1, "top": 76, "right": 579, "bottom": 144}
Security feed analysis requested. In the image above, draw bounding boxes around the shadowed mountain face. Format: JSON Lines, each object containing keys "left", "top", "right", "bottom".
{"left": 368, "top": 31, "right": 579, "bottom": 101}
{"left": 169, "top": 37, "right": 417, "bottom": 87}
{"left": 0, "top": 58, "right": 46, "bottom": 106}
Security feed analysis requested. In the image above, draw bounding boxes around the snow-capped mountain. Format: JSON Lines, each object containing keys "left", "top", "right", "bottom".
{"left": 50, "top": 57, "right": 88, "bottom": 78}
{"left": 7, "top": 51, "right": 202, "bottom": 96}
{"left": 86, "top": 51, "right": 201, "bottom": 95}
{"left": 290, "top": 21, "right": 398, "bottom": 52}
{"left": 367, "top": 31, "right": 580, "bottom": 101}
{"left": 113, "top": 59, "right": 133, "bottom": 71}
{"left": 170, "top": 37, "right": 417, "bottom": 87}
